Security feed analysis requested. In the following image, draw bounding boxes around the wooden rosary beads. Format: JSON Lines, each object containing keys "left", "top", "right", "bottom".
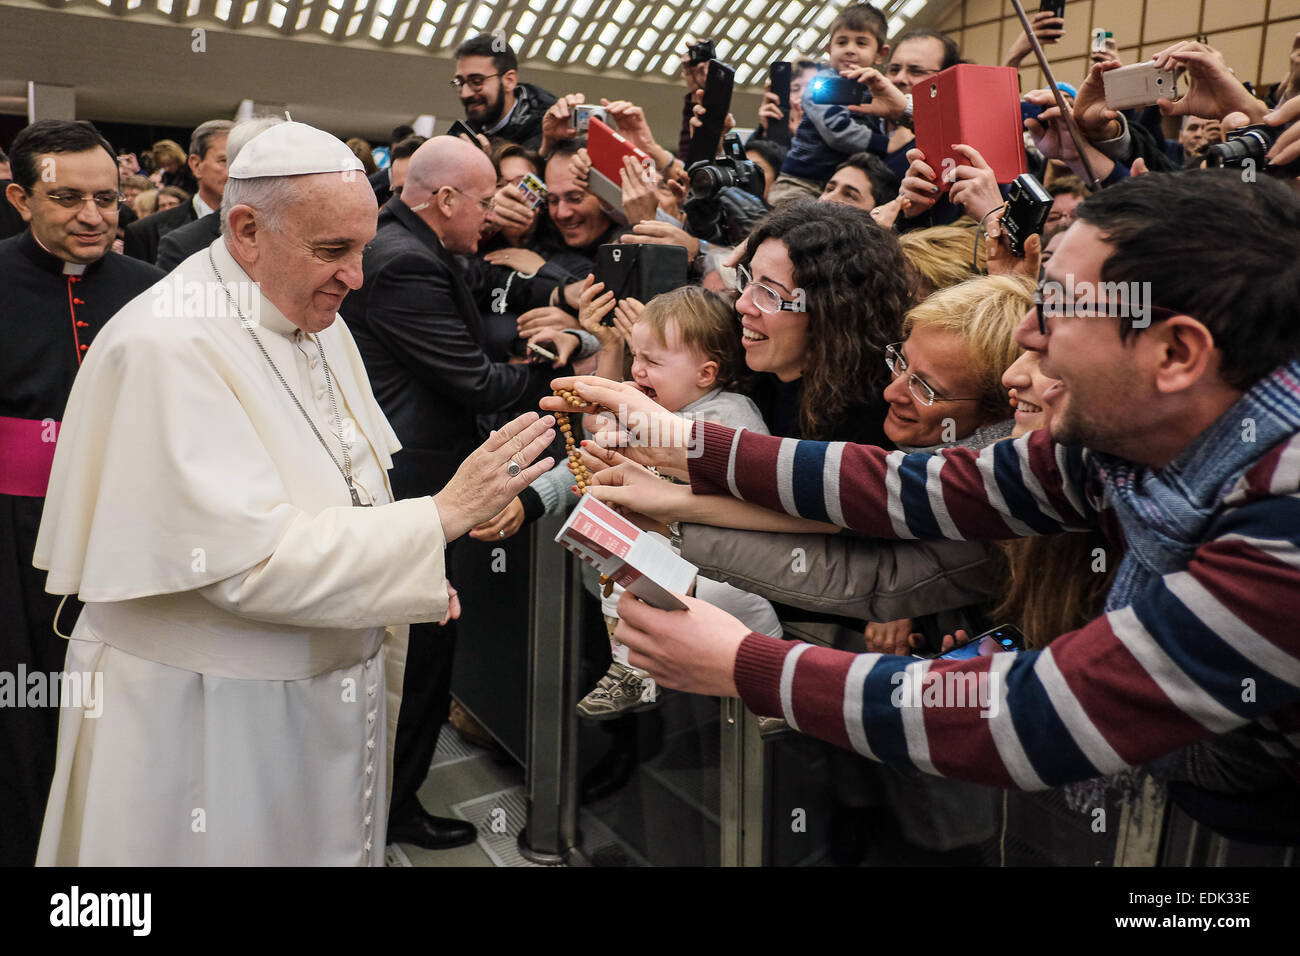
{"left": 554, "top": 388, "right": 591, "bottom": 494}
{"left": 555, "top": 388, "right": 613, "bottom": 597}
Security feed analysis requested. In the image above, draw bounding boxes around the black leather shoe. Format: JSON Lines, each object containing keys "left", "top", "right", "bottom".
{"left": 387, "top": 808, "right": 477, "bottom": 850}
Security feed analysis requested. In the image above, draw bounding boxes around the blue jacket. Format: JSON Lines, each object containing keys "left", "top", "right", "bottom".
{"left": 780, "top": 66, "right": 891, "bottom": 184}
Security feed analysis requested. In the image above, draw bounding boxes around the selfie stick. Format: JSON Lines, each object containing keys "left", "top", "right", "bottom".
{"left": 1008, "top": 0, "right": 1101, "bottom": 190}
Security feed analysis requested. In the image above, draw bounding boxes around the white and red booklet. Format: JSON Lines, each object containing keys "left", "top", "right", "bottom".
{"left": 555, "top": 494, "right": 698, "bottom": 611}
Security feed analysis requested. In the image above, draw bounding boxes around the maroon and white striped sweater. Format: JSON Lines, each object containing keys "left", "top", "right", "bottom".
{"left": 688, "top": 421, "right": 1300, "bottom": 789}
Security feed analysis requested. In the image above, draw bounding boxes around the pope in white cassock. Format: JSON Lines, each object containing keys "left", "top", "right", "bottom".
{"left": 31, "top": 122, "right": 557, "bottom": 865}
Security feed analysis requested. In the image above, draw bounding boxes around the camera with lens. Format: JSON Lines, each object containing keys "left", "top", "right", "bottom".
{"left": 681, "top": 133, "right": 769, "bottom": 246}
{"left": 1204, "top": 123, "right": 1300, "bottom": 178}
{"left": 685, "top": 133, "right": 765, "bottom": 202}
{"left": 686, "top": 39, "right": 716, "bottom": 65}
{"left": 1001, "top": 172, "right": 1052, "bottom": 258}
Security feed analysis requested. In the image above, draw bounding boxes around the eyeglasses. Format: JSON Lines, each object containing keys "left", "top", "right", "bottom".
{"left": 450, "top": 73, "right": 499, "bottom": 91}
{"left": 886, "top": 63, "right": 942, "bottom": 79}
{"left": 885, "top": 343, "right": 978, "bottom": 406}
{"left": 450, "top": 186, "right": 496, "bottom": 213}
{"left": 1032, "top": 279, "right": 1184, "bottom": 336}
{"left": 735, "top": 263, "right": 803, "bottom": 314}
{"left": 545, "top": 191, "right": 587, "bottom": 210}
{"left": 33, "top": 188, "right": 123, "bottom": 211}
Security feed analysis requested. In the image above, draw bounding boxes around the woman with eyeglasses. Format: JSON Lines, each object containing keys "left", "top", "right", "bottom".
{"left": 733, "top": 199, "right": 908, "bottom": 446}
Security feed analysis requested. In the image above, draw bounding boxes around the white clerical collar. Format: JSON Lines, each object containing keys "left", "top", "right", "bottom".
{"left": 31, "top": 231, "right": 90, "bottom": 274}
{"left": 194, "top": 194, "right": 214, "bottom": 218}
{"left": 210, "top": 238, "right": 299, "bottom": 337}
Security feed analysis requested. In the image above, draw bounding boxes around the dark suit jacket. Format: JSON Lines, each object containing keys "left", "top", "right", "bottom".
{"left": 155, "top": 211, "right": 221, "bottom": 272}
{"left": 342, "top": 197, "right": 567, "bottom": 499}
{"left": 0, "top": 181, "right": 26, "bottom": 241}
{"left": 123, "top": 200, "right": 197, "bottom": 264}
{"left": 368, "top": 167, "right": 392, "bottom": 205}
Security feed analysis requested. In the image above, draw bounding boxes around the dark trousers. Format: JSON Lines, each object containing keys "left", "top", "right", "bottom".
{"left": 389, "top": 606, "right": 458, "bottom": 822}
{"left": 0, "top": 496, "right": 75, "bottom": 865}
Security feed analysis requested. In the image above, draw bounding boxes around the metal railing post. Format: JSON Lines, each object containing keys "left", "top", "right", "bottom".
{"left": 720, "top": 698, "right": 767, "bottom": 866}
{"left": 518, "top": 514, "right": 582, "bottom": 864}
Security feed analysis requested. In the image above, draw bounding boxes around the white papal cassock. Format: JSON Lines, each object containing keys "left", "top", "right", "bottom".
{"left": 32, "top": 238, "right": 449, "bottom": 865}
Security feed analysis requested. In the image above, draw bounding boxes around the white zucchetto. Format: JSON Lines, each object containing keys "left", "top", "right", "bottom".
{"left": 228, "top": 121, "right": 364, "bottom": 180}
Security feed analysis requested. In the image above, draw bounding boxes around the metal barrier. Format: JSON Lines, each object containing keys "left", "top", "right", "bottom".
{"left": 460, "top": 521, "right": 1295, "bottom": 868}
{"left": 518, "top": 514, "right": 582, "bottom": 865}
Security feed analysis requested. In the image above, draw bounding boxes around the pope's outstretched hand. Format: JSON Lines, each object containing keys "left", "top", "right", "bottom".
{"left": 434, "top": 411, "right": 556, "bottom": 541}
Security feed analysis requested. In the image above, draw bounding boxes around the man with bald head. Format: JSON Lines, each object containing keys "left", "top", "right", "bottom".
{"left": 33, "top": 122, "right": 556, "bottom": 864}
{"left": 344, "top": 134, "right": 594, "bottom": 851}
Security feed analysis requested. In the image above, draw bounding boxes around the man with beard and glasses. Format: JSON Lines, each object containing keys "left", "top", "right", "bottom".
{"left": 452, "top": 34, "right": 556, "bottom": 152}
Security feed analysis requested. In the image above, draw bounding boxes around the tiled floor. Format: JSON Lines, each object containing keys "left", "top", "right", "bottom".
{"left": 388, "top": 731, "right": 525, "bottom": 868}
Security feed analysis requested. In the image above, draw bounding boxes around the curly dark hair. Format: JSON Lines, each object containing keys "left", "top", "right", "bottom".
{"left": 740, "top": 200, "right": 910, "bottom": 439}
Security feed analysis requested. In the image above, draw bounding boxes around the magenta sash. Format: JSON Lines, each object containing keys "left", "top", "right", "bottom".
{"left": 0, "top": 416, "right": 60, "bottom": 497}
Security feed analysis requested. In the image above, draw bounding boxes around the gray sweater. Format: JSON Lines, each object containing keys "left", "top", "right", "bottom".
{"left": 678, "top": 417, "right": 1016, "bottom": 624}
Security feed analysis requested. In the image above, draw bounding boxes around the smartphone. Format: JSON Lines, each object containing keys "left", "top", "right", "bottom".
{"left": 1021, "top": 100, "right": 1046, "bottom": 124}
{"left": 516, "top": 171, "right": 547, "bottom": 210}
{"left": 447, "top": 119, "right": 485, "bottom": 149}
{"left": 809, "top": 74, "right": 865, "bottom": 106}
{"left": 913, "top": 64, "right": 1027, "bottom": 193}
{"left": 585, "top": 117, "right": 654, "bottom": 221}
{"left": 573, "top": 104, "right": 609, "bottom": 133}
{"left": 1102, "top": 60, "right": 1181, "bottom": 110}
{"left": 1038, "top": 0, "right": 1064, "bottom": 17}
{"left": 768, "top": 61, "right": 792, "bottom": 147}
{"left": 937, "top": 624, "right": 1026, "bottom": 661}
{"left": 1090, "top": 28, "right": 1108, "bottom": 54}
{"left": 685, "top": 59, "right": 736, "bottom": 168}
{"left": 593, "top": 244, "right": 689, "bottom": 325}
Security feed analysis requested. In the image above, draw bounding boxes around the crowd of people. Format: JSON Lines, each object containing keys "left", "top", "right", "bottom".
{"left": 2, "top": 1, "right": 1300, "bottom": 866}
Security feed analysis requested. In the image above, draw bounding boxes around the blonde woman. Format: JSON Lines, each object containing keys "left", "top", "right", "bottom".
{"left": 132, "top": 188, "right": 159, "bottom": 217}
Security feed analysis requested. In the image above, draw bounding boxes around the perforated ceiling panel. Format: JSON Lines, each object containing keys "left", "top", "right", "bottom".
{"left": 46, "top": 0, "right": 944, "bottom": 87}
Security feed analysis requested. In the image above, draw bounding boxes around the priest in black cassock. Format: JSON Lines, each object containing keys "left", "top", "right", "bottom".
{"left": 0, "top": 119, "right": 163, "bottom": 865}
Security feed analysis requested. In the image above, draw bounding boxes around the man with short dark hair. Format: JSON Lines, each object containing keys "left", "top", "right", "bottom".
{"left": 1044, "top": 176, "right": 1089, "bottom": 240}
{"left": 0, "top": 119, "right": 163, "bottom": 864}
{"left": 123, "top": 119, "right": 232, "bottom": 263}
{"left": 879, "top": 28, "right": 962, "bottom": 177}
{"left": 453, "top": 33, "right": 556, "bottom": 150}
{"left": 1166, "top": 115, "right": 1222, "bottom": 166}
{"left": 819, "top": 151, "right": 899, "bottom": 211}
{"left": 368, "top": 134, "right": 427, "bottom": 205}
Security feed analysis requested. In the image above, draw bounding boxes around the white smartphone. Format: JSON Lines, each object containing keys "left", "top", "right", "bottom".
{"left": 1103, "top": 60, "right": 1182, "bottom": 109}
